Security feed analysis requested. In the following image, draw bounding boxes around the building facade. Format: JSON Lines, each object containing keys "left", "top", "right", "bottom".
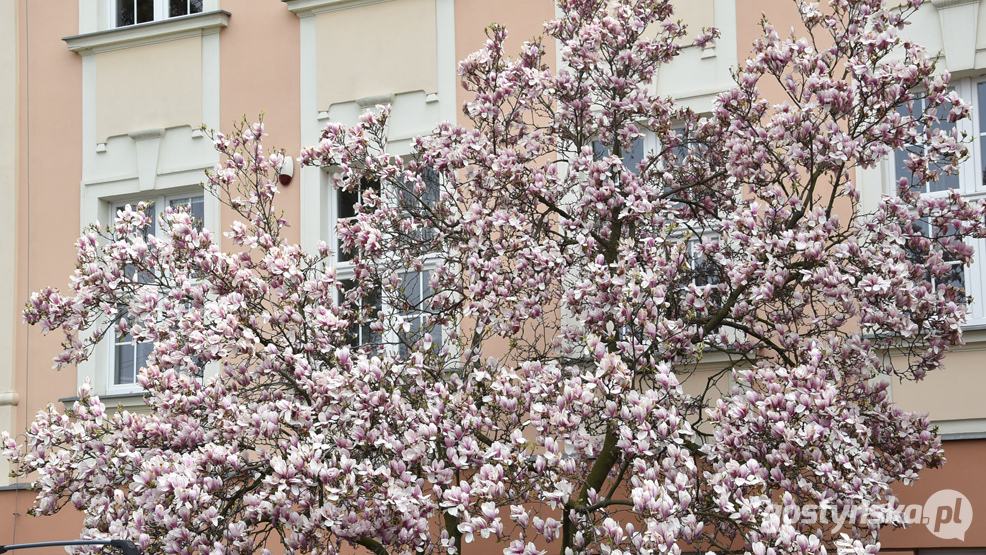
{"left": 0, "top": 0, "right": 983, "bottom": 552}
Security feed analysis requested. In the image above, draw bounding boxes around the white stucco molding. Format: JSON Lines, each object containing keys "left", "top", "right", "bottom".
{"left": 935, "top": 418, "right": 986, "bottom": 439}
{"left": 929, "top": 0, "right": 980, "bottom": 71}
{"left": 128, "top": 128, "right": 166, "bottom": 191}
{"left": 931, "top": 0, "right": 978, "bottom": 8}
{"left": 0, "top": 391, "right": 19, "bottom": 407}
{"left": 284, "top": 0, "right": 395, "bottom": 18}
{"left": 63, "top": 10, "right": 230, "bottom": 55}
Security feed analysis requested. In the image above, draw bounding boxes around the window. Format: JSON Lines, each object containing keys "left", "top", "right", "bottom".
{"left": 397, "top": 270, "right": 442, "bottom": 357}
{"left": 336, "top": 178, "right": 380, "bottom": 263}
{"left": 889, "top": 76, "right": 986, "bottom": 326}
{"left": 592, "top": 137, "right": 645, "bottom": 173}
{"left": 338, "top": 279, "right": 382, "bottom": 350}
{"left": 116, "top": 0, "right": 203, "bottom": 27}
{"left": 906, "top": 219, "right": 966, "bottom": 302}
{"left": 894, "top": 93, "right": 960, "bottom": 194}
{"left": 110, "top": 193, "right": 204, "bottom": 389}
{"left": 330, "top": 172, "right": 443, "bottom": 356}
{"left": 399, "top": 168, "right": 441, "bottom": 244}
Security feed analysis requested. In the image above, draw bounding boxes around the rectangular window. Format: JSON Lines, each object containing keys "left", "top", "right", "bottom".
{"left": 888, "top": 78, "right": 986, "bottom": 326}
{"left": 116, "top": 0, "right": 202, "bottom": 28}
{"left": 397, "top": 270, "right": 442, "bottom": 357}
{"left": 336, "top": 178, "right": 379, "bottom": 263}
{"left": 338, "top": 279, "right": 382, "bottom": 349}
{"left": 400, "top": 168, "right": 441, "bottom": 244}
{"left": 331, "top": 172, "right": 444, "bottom": 356}
{"left": 110, "top": 193, "right": 204, "bottom": 389}
{"left": 907, "top": 219, "right": 966, "bottom": 301}
{"left": 592, "top": 137, "right": 644, "bottom": 173}
{"left": 894, "top": 93, "right": 960, "bottom": 194}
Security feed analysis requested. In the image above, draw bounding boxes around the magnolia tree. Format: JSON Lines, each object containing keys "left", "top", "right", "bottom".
{"left": 6, "top": 0, "right": 985, "bottom": 554}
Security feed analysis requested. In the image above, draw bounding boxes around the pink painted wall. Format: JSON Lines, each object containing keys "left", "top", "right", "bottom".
{"left": 218, "top": 0, "right": 302, "bottom": 248}
{"left": 15, "top": 0, "right": 83, "bottom": 465}
{"left": 4, "top": 0, "right": 86, "bottom": 544}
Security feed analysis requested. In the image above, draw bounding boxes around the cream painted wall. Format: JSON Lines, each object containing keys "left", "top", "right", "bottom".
{"left": 891, "top": 346, "right": 986, "bottom": 422}
{"left": 315, "top": 0, "right": 438, "bottom": 108}
{"left": 671, "top": 0, "right": 715, "bottom": 39}
{"left": 95, "top": 37, "right": 203, "bottom": 140}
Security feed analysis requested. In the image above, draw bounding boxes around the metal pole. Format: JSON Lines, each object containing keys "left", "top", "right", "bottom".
{"left": 0, "top": 540, "right": 139, "bottom": 555}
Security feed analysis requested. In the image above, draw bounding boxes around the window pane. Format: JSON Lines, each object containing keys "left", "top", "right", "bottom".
{"left": 928, "top": 168, "right": 960, "bottom": 193}
{"left": 115, "top": 344, "right": 136, "bottom": 385}
{"left": 979, "top": 82, "right": 986, "bottom": 187}
{"left": 189, "top": 196, "right": 205, "bottom": 228}
{"left": 135, "top": 341, "right": 153, "bottom": 373}
{"left": 591, "top": 138, "right": 644, "bottom": 174}
{"left": 398, "top": 315, "right": 423, "bottom": 358}
{"left": 339, "top": 279, "right": 382, "bottom": 348}
{"left": 401, "top": 272, "right": 423, "bottom": 308}
{"left": 169, "top": 195, "right": 205, "bottom": 230}
{"left": 190, "top": 0, "right": 203, "bottom": 13}
{"left": 116, "top": 201, "right": 156, "bottom": 240}
{"left": 338, "top": 188, "right": 359, "bottom": 220}
{"left": 169, "top": 0, "right": 188, "bottom": 17}
{"left": 624, "top": 137, "right": 644, "bottom": 172}
{"left": 136, "top": 0, "right": 154, "bottom": 23}
{"left": 337, "top": 179, "right": 379, "bottom": 261}
{"left": 117, "top": 0, "right": 135, "bottom": 26}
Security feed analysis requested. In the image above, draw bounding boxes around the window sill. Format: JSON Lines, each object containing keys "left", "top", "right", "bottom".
{"left": 935, "top": 418, "right": 986, "bottom": 440}
{"left": 63, "top": 10, "right": 230, "bottom": 55}
{"left": 284, "top": 0, "right": 393, "bottom": 18}
{"left": 59, "top": 390, "right": 148, "bottom": 411}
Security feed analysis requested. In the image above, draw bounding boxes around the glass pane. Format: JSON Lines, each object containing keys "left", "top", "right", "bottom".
{"left": 906, "top": 220, "right": 931, "bottom": 266}
{"left": 981, "top": 147, "right": 986, "bottom": 189}
{"left": 170, "top": 195, "right": 205, "bottom": 230}
{"left": 978, "top": 83, "right": 986, "bottom": 136}
{"left": 936, "top": 94, "right": 956, "bottom": 137}
{"left": 116, "top": 201, "right": 156, "bottom": 240}
{"left": 338, "top": 237, "right": 354, "bottom": 263}
{"left": 340, "top": 280, "right": 381, "bottom": 347}
{"left": 894, "top": 149, "right": 910, "bottom": 189}
{"left": 115, "top": 344, "right": 135, "bottom": 385}
{"left": 432, "top": 325, "right": 443, "bottom": 350}
{"left": 169, "top": 0, "right": 188, "bottom": 17}
{"left": 591, "top": 140, "right": 607, "bottom": 161}
{"left": 189, "top": 196, "right": 205, "bottom": 223}
{"left": 135, "top": 342, "right": 153, "bottom": 373}
{"left": 401, "top": 272, "right": 422, "bottom": 307}
{"left": 398, "top": 316, "right": 422, "bottom": 358}
{"left": 624, "top": 137, "right": 644, "bottom": 172}
{"left": 928, "top": 167, "right": 960, "bottom": 193}
{"left": 942, "top": 263, "right": 965, "bottom": 290}
{"left": 338, "top": 188, "right": 359, "bottom": 220}
{"left": 591, "top": 139, "right": 643, "bottom": 174}
{"left": 422, "top": 168, "right": 440, "bottom": 206}
{"left": 191, "top": 0, "right": 203, "bottom": 14}
{"left": 136, "top": 0, "right": 154, "bottom": 23}
{"left": 117, "top": 0, "right": 135, "bottom": 26}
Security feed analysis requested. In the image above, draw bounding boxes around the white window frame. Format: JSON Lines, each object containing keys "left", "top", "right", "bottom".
{"left": 105, "top": 191, "right": 208, "bottom": 395}
{"left": 889, "top": 76, "right": 986, "bottom": 326}
{"left": 112, "top": 0, "right": 204, "bottom": 29}
{"left": 327, "top": 171, "right": 444, "bottom": 356}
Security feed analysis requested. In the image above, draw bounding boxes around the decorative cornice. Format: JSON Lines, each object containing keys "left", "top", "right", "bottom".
{"left": 283, "top": 0, "right": 395, "bottom": 18}
{"left": 0, "top": 391, "right": 19, "bottom": 406}
{"left": 128, "top": 128, "right": 166, "bottom": 141}
{"left": 64, "top": 10, "right": 230, "bottom": 55}
{"left": 931, "top": 0, "right": 979, "bottom": 9}
{"left": 356, "top": 93, "right": 396, "bottom": 109}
